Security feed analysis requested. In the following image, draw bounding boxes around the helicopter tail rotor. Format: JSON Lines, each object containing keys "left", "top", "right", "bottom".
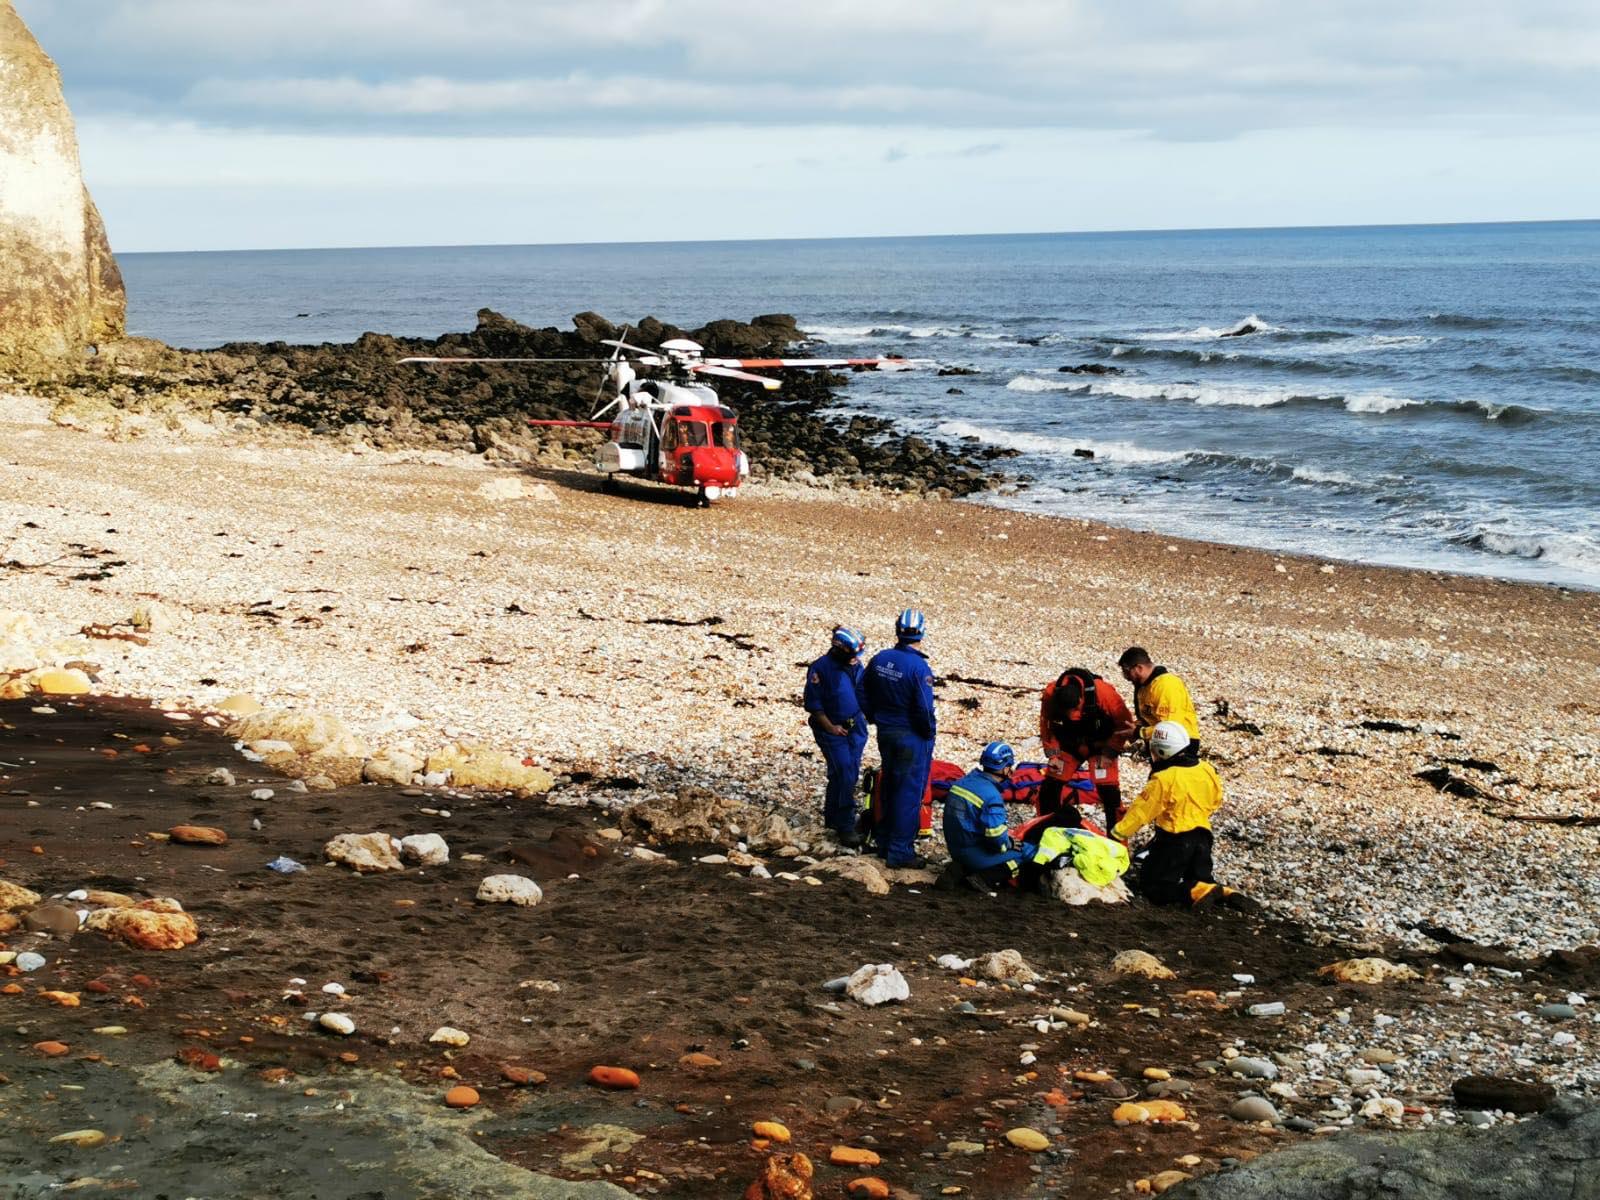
{"left": 587, "top": 326, "right": 637, "bottom": 420}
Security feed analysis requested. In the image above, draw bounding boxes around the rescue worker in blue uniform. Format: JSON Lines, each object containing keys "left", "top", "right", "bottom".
{"left": 862, "top": 609, "right": 936, "bottom": 869}
{"left": 944, "top": 742, "right": 1025, "bottom": 888}
{"left": 803, "top": 626, "right": 870, "bottom": 847}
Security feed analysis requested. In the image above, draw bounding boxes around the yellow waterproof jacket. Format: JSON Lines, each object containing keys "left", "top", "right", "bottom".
{"left": 1114, "top": 759, "right": 1223, "bottom": 840}
{"left": 1134, "top": 669, "right": 1199, "bottom": 742}
{"left": 1031, "top": 826, "right": 1130, "bottom": 886}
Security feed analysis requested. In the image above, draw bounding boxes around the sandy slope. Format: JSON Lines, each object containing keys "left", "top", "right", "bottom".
{"left": 2, "top": 391, "right": 1598, "bottom": 956}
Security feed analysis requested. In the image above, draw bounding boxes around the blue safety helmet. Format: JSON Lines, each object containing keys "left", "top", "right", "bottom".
{"left": 895, "top": 608, "right": 926, "bottom": 642}
{"left": 979, "top": 741, "right": 1016, "bottom": 774}
{"left": 831, "top": 626, "right": 865, "bottom": 655}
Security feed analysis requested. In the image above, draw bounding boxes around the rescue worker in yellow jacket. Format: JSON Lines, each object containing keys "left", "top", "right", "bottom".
{"left": 1113, "top": 720, "right": 1226, "bottom": 906}
{"left": 1118, "top": 646, "right": 1199, "bottom": 749}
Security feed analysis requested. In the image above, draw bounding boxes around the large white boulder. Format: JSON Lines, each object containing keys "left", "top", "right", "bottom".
{"left": 1045, "top": 870, "right": 1132, "bottom": 906}
{"left": 323, "top": 832, "right": 403, "bottom": 873}
{"left": 844, "top": 963, "right": 910, "bottom": 1006}
{"left": 400, "top": 833, "right": 449, "bottom": 867}
{"left": 476, "top": 874, "right": 543, "bottom": 907}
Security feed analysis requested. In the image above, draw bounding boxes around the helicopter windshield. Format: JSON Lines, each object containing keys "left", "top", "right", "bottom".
{"left": 711, "top": 420, "right": 739, "bottom": 449}
{"left": 676, "top": 419, "right": 710, "bottom": 448}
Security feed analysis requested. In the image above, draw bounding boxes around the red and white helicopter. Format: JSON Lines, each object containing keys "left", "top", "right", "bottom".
{"left": 404, "top": 332, "right": 915, "bottom": 504}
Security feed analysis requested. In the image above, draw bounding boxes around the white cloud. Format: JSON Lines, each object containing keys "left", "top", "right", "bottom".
{"left": 16, "top": 1, "right": 1600, "bottom": 248}
{"left": 19, "top": 0, "right": 1600, "bottom": 138}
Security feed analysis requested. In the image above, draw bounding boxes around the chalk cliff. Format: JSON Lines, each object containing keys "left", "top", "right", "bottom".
{"left": 1, "top": 0, "right": 124, "bottom": 370}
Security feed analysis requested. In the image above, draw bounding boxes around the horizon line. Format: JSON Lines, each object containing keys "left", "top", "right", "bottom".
{"left": 116, "top": 215, "right": 1600, "bottom": 257}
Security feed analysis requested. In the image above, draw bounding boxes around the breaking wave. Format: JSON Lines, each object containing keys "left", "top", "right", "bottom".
{"left": 1130, "top": 314, "right": 1280, "bottom": 341}
{"left": 938, "top": 421, "right": 1393, "bottom": 496}
{"left": 804, "top": 322, "right": 1008, "bottom": 343}
{"left": 1107, "top": 334, "right": 1431, "bottom": 366}
{"left": 936, "top": 420, "right": 1188, "bottom": 465}
{"left": 1005, "top": 374, "right": 1545, "bottom": 423}
{"left": 1420, "top": 312, "right": 1514, "bottom": 330}
{"left": 1450, "top": 527, "right": 1600, "bottom": 574}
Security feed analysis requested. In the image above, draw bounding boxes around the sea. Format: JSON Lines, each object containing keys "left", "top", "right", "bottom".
{"left": 118, "top": 221, "right": 1600, "bottom": 590}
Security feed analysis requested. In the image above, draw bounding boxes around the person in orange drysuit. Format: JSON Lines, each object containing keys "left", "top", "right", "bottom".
{"left": 1037, "top": 666, "right": 1137, "bottom": 834}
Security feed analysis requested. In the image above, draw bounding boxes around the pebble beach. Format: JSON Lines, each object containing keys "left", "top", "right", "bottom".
{"left": 3, "top": 389, "right": 1596, "bottom": 953}
{"left": 1, "top": 383, "right": 1597, "bottom": 1197}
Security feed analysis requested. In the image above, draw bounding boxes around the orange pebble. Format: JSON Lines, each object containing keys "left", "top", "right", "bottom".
{"left": 39, "top": 991, "right": 80, "bottom": 1007}
{"left": 830, "top": 1147, "right": 881, "bottom": 1167}
{"left": 34, "top": 1040, "right": 70, "bottom": 1057}
{"left": 848, "top": 1179, "right": 891, "bottom": 1199}
{"left": 84, "top": 980, "right": 111, "bottom": 994}
{"left": 30, "top": 845, "right": 43, "bottom": 855}
{"left": 752, "top": 1121, "right": 791, "bottom": 1143}
{"left": 444, "top": 1085, "right": 480, "bottom": 1109}
{"left": 588, "top": 1065, "right": 641, "bottom": 1090}
{"left": 502, "top": 1066, "right": 547, "bottom": 1086}
{"left": 1, "top": 983, "right": 23, "bottom": 995}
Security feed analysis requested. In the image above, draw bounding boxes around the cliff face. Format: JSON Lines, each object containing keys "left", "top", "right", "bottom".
{"left": 0, "top": 0, "right": 124, "bottom": 370}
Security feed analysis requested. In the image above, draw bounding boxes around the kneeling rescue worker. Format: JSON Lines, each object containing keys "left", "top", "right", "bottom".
{"left": 943, "top": 741, "right": 1025, "bottom": 889}
{"left": 803, "top": 626, "right": 869, "bottom": 848}
{"left": 1112, "top": 720, "right": 1235, "bottom": 907}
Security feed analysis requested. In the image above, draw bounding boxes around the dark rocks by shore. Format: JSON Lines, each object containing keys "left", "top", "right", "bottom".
{"left": 13, "top": 309, "right": 1009, "bottom": 497}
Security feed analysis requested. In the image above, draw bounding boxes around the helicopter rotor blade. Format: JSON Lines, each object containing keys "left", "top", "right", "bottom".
{"left": 598, "top": 337, "right": 664, "bottom": 358}
{"left": 399, "top": 356, "right": 610, "bottom": 364}
{"left": 700, "top": 356, "right": 926, "bottom": 370}
{"left": 690, "top": 363, "right": 782, "bottom": 390}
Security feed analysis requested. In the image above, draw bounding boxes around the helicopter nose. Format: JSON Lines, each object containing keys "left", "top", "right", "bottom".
{"left": 681, "top": 447, "right": 739, "bottom": 486}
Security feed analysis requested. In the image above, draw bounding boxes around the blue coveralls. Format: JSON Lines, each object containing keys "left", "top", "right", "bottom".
{"left": 803, "top": 652, "right": 869, "bottom": 835}
{"left": 862, "top": 642, "right": 936, "bottom": 865}
{"left": 943, "top": 768, "right": 1023, "bottom": 884}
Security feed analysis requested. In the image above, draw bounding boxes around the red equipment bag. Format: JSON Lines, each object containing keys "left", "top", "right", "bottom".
{"left": 862, "top": 761, "right": 1056, "bottom": 845}
{"left": 860, "top": 760, "right": 959, "bottom": 841}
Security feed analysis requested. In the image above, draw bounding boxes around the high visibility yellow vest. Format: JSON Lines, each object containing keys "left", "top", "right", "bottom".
{"left": 1031, "top": 826, "right": 1130, "bottom": 886}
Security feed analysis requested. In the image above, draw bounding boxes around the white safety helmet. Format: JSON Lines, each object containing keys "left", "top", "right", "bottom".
{"left": 1149, "top": 721, "right": 1191, "bottom": 761}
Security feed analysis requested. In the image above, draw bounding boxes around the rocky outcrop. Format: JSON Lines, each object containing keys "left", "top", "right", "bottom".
{"left": 32, "top": 308, "right": 1009, "bottom": 497}
{"left": 0, "top": 1, "right": 124, "bottom": 371}
{"left": 1170, "top": 1096, "right": 1599, "bottom": 1200}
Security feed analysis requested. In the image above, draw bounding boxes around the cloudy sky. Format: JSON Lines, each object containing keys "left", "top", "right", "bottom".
{"left": 15, "top": 0, "right": 1600, "bottom": 251}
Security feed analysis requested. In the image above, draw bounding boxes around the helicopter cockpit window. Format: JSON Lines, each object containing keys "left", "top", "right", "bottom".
{"left": 660, "top": 419, "right": 679, "bottom": 453}
{"left": 712, "top": 421, "right": 740, "bottom": 449}
{"left": 678, "top": 419, "right": 710, "bottom": 448}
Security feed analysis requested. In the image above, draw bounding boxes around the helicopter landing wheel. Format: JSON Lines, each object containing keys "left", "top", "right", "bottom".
{"left": 695, "top": 487, "right": 711, "bottom": 508}
{"left": 602, "top": 473, "right": 619, "bottom": 495}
